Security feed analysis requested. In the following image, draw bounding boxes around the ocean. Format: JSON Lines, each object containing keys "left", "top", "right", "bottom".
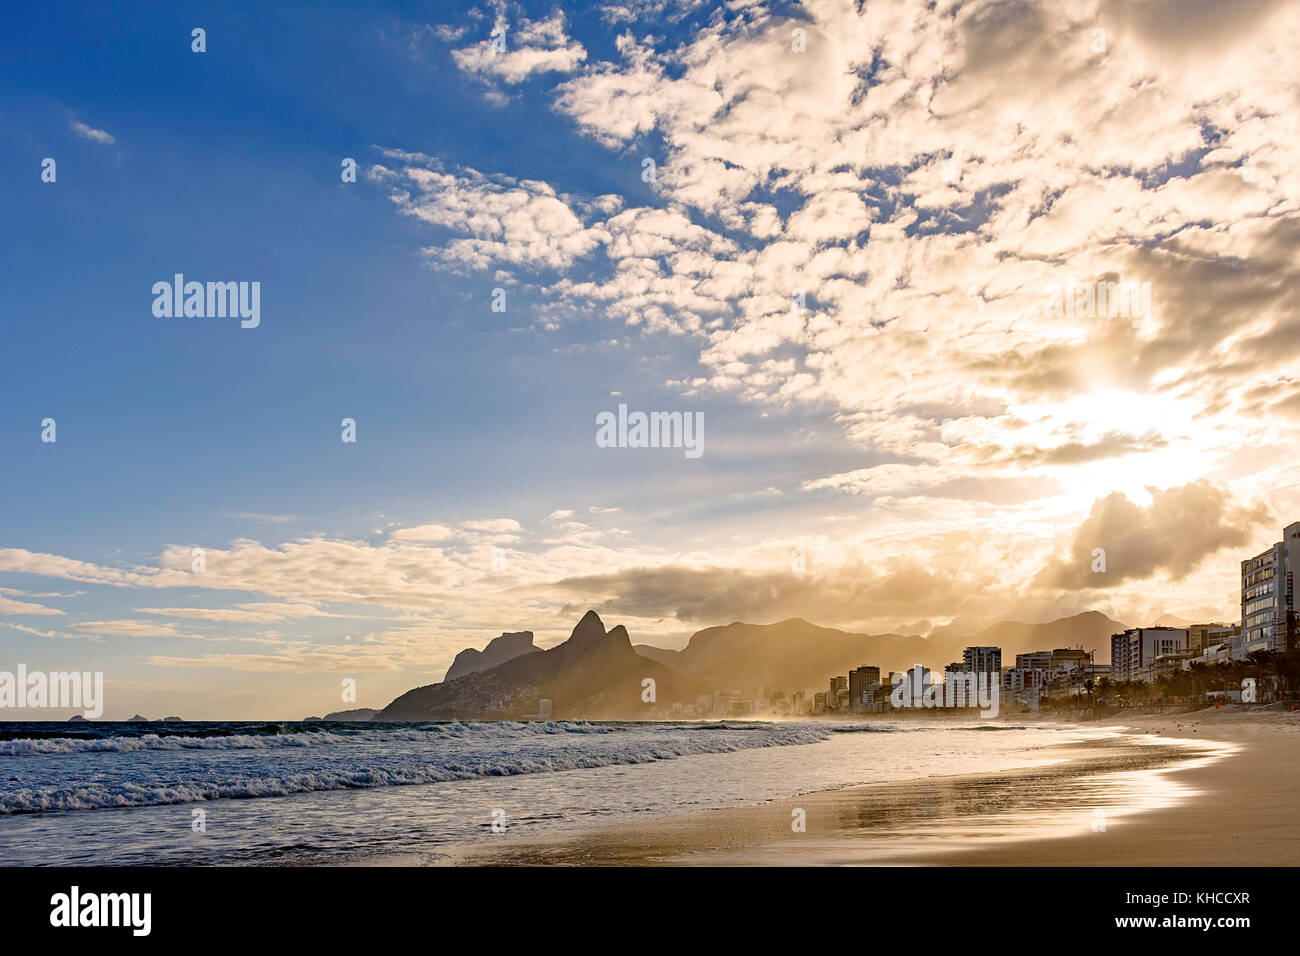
{"left": 0, "top": 719, "right": 1105, "bottom": 865}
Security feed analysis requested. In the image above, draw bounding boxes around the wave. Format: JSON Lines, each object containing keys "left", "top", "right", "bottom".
{"left": 0, "top": 719, "right": 829, "bottom": 757}
{"left": 0, "top": 722, "right": 833, "bottom": 814}
{"left": 0, "top": 721, "right": 635, "bottom": 756}
{"left": 827, "top": 723, "right": 902, "bottom": 733}
{"left": 0, "top": 732, "right": 346, "bottom": 756}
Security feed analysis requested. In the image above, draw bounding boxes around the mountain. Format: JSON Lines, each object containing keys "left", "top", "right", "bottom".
{"left": 634, "top": 619, "right": 933, "bottom": 693}
{"left": 322, "top": 708, "right": 378, "bottom": 721}
{"left": 932, "top": 610, "right": 1127, "bottom": 666}
{"left": 630, "top": 610, "right": 1131, "bottom": 694}
{"left": 380, "top": 611, "right": 700, "bottom": 720}
{"left": 443, "top": 631, "right": 538, "bottom": 682}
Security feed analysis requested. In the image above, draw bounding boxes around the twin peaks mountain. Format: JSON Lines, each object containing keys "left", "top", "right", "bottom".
{"left": 376, "top": 608, "right": 1128, "bottom": 721}
{"left": 379, "top": 611, "right": 696, "bottom": 721}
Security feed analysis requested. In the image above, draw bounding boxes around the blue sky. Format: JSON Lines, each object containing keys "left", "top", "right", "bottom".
{"left": 2, "top": 0, "right": 1296, "bottom": 718}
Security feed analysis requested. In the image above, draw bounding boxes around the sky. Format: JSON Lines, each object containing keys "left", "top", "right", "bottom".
{"left": 1, "top": 0, "right": 1297, "bottom": 719}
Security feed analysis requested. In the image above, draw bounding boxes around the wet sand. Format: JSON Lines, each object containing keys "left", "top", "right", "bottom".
{"left": 435, "top": 707, "right": 1298, "bottom": 866}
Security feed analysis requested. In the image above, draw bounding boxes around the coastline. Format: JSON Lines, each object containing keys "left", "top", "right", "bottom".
{"left": 422, "top": 708, "right": 1296, "bottom": 867}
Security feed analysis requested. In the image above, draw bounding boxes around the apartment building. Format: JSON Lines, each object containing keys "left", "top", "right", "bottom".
{"left": 1241, "top": 522, "right": 1300, "bottom": 655}
{"left": 1110, "top": 627, "right": 1188, "bottom": 683}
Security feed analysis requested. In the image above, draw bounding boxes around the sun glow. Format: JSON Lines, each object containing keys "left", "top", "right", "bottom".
{"left": 1012, "top": 389, "right": 1221, "bottom": 507}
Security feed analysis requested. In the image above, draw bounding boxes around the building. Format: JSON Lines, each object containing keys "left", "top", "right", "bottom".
{"left": 828, "top": 676, "right": 848, "bottom": 711}
{"left": 1082, "top": 663, "right": 1111, "bottom": 682}
{"left": 1016, "top": 651, "right": 1052, "bottom": 671}
{"left": 1003, "top": 667, "right": 1047, "bottom": 697}
{"left": 1242, "top": 522, "right": 1300, "bottom": 655}
{"left": 1110, "top": 627, "right": 1188, "bottom": 683}
{"left": 1186, "top": 624, "right": 1244, "bottom": 664}
{"left": 537, "top": 698, "right": 553, "bottom": 719}
{"left": 813, "top": 691, "right": 828, "bottom": 714}
{"left": 1186, "top": 623, "right": 1229, "bottom": 655}
{"left": 859, "top": 683, "right": 887, "bottom": 710}
{"left": 1196, "top": 642, "right": 1234, "bottom": 665}
{"left": 1209, "top": 623, "right": 1242, "bottom": 642}
{"left": 962, "top": 646, "right": 1002, "bottom": 678}
{"left": 1151, "top": 650, "right": 1195, "bottom": 680}
{"left": 849, "top": 666, "right": 881, "bottom": 712}
{"left": 892, "top": 665, "right": 932, "bottom": 705}
{"left": 1049, "top": 648, "right": 1089, "bottom": 673}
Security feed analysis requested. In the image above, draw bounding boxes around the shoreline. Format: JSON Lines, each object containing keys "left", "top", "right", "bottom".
{"left": 416, "top": 708, "right": 1295, "bottom": 867}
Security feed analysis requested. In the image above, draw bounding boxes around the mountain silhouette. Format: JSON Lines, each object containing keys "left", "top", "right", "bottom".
{"left": 634, "top": 618, "right": 932, "bottom": 692}
{"left": 443, "top": 630, "right": 538, "bottom": 682}
{"left": 380, "top": 610, "right": 698, "bottom": 720}
{"left": 931, "top": 611, "right": 1127, "bottom": 665}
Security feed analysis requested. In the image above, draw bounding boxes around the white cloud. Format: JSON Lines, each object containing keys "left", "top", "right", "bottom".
{"left": 0, "top": 595, "right": 65, "bottom": 616}
{"left": 69, "top": 620, "right": 191, "bottom": 639}
{"left": 69, "top": 119, "right": 115, "bottom": 144}
{"left": 389, "top": 523, "right": 456, "bottom": 542}
{"left": 452, "top": 12, "right": 586, "bottom": 84}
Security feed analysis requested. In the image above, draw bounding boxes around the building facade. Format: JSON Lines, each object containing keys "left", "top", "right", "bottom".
{"left": 1241, "top": 522, "right": 1300, "bottom": 655}
{"left": 1110, "top": 627, "right": 1188, "bottom": 683}
{"left": 962, "top": 645, "right": 1002, "bottom": 678}
{"left": 828, "top": 675, "right": 848, "bottom": 711}
{"left": 848, "top": 666, "right": 881, "bottom": 712}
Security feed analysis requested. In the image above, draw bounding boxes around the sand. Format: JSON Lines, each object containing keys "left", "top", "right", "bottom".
{"left": 437, "top": 706, "right": 1300, "bottom": 866}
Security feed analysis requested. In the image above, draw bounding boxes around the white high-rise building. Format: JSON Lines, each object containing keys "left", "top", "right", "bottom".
{"left": 1242, "top": 522, "right": 1300, "bottom": 655}
{"left": 1110, "top": 628, "right": 1187, "bottom": 683}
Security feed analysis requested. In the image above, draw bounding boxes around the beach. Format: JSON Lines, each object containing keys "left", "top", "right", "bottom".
{"left": 438, "top": 708, "right": 1299, "bottom": 867}
{"left": 1, "top": 711, "right": 1293, "bottom": 867}
{"left": 0, "top": 719, "right": 1075, "bottom": 865}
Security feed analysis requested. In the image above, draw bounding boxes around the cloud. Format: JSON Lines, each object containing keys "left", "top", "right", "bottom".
{"left": 372, "top": 155, "right": 608, "bottom": 271}
{"left": 374, "top": 0, "right": 1299, "bottom": 527}
{"left": 544, "top": 551, "right": 1066, "bottom": 635}
{"left": 69, "top": 119, "right": 115, "bottom": 144}
{"left": 135, "top": 603, "right": 333, "bottom": 624}
{"left": 148, "top": 642, "right": 404, "bottom": 673}
{"left": 69, "top": 620, "right": 192, "bottom": 639}
{"left": 452, "top": 11, "right": 586, "bottom": 84}
{"left": 460, "top": 518, "right": 523, "bottom": 534}
{"left": 0, "top": 548, "right": 182, "bottom": 587}
{"left": 0, "top": 595, "right": 65, "bottom": 616}
{"left": 432, "top": 24, "right": 468, "bottom": 42}
{"left": 389, "top": 522, "right": 456, "bottom": 542}
{"left": 0, "top": 622, "right": 76, "bottom": 640}
{"left": 1033, "top": 482, "right": 1273, "bottom": 589}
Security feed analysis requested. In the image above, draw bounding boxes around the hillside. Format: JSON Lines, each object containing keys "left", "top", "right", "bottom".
{"left": 380, "top": 610, "right": 700, "bottom": 720}
{"left": 634, "top": 618, "right": 932, "bottom": 694}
